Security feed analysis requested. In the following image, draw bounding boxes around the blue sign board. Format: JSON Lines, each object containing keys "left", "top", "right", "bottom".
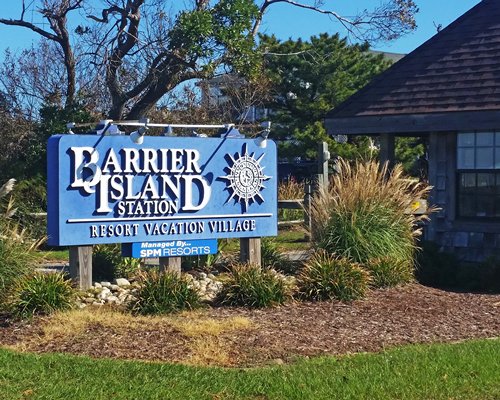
{"left": 47, "top": 134, "right": 277, "bottom": 246}
{"left": 122, "top": 239, "right": 218, "bottom": 258}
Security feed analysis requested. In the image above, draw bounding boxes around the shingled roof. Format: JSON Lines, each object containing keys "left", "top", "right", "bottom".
{"left": 325, "top": 0, "right": 500, "bottom": 135}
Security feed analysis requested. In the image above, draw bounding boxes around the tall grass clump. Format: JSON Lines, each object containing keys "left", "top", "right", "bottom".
{"left": 11, "top": 176, "right": 47, "bottom": 241}
{"left": 261, "top": 237, "right": 286, "bottom": 269}
{"left": 298, "top": 250, "right": 370, "bottom": 301}
{"left": 9, "top": 272, "right": 74, "bottom": 319}
{"left": 217, "top": 263, "right": 291, "bottom": 308}
{"left": 0, "top": 179, "right": 42, "bottom": 305}
{"left": 130, "top": 271, "right": 201, "bottom": 315}
{"left": 311, "top": 159, "right": 434, "bottom": 268}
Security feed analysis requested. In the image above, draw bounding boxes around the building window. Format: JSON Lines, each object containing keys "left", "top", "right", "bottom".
{"left": 457, "top": 132, "right": 500, "bottom": 217}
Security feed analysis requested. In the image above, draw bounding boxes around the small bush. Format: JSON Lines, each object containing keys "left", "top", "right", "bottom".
{"left": 10, "top": 272, "right": 74, "bottom": 318}
{"left": 415, "top": 241, "right": 459, "bottom": 288}
{"left": 130, "top": 271, "right": 201, "bottom": 315}
{"left": 478, "top": 257, "right": 500, "bottom": 292}
{"left": 364, "top": 257, "right": 414, "bottom": 288}
{"left": 298, "top": 250, "right": 370, "bottom": 302}
{"left": 416, "top": 243, "right": 500, "bottom": 292}
{"left": 93, "top": 244, "right": 140, "bottom": 281}
{"left": 217, "top": 263, "right": 290, "bottom": 308}
{"left": 182, "top": 241, "right": 225, "bottom": 272}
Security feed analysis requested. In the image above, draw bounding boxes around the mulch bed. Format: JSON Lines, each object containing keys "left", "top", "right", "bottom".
{"left": 1, "top": 284, "right": 499, "bottom": 367}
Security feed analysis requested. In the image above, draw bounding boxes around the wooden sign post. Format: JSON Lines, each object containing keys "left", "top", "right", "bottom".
{"left": 159, "top": 256, "right": 182, "bottom": 275}
{"left": 240, "top": 237, "right": 262, "bottom": 266}
{"left": 69, "top": 245, "right": 92, "bottom": 289}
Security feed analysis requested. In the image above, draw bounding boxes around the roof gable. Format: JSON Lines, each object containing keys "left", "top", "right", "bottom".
{"left": 325, "top": 0, "right": 500, "bottom": 134}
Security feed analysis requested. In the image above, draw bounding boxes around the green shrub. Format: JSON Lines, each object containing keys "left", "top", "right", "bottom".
{"left": 478, "top": 257, "right": 500, "bottom": 292}
{"left": 298, "top": 250, "right": 370, "bottom": 302}
{"left": 364, "top": 257, "right": 414, "bottom": 288}
{"left": 216, "top": 263, "right": 290, "bottom": 308}
{"left": 10, "top": 272, "right": 74, "bottom": 318}
{"left": 0, "top": 179, "right": 40, "bottom": 305}
{"left": 130, "top": 271, "right": 201, "bottom": 315}
{"left": 415, "top": 241, "right": 459, "bottom": 288}
{"left": 311, "top": 160, "right": 435, "bottom": 267}
{"left": 182, "top": 241, "right": 225, "bottom": 272}
{"left": 92, "top": 244, "right": 140, "bottom": 281}
{"left": 416, "top": 243, "right": 500, "bottom": 292}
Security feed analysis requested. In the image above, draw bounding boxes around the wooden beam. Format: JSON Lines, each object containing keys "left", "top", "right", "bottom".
{"left": 277, "top": 199, "right": 303, "bottom": 209}
{"left": 325, "top": 110, "right": 500, "bottom": 136}
{"left": 69, "top": 246, "right": 92, "bottom": 290}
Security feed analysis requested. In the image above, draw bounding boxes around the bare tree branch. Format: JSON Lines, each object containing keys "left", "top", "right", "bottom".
{"left": 253, "top": 0, "right": 418, "bottom": 42}
{"left": 0, "top": 0, "right": 84, "bottom": 107}
{"left": 0, "top": 18, "right": 59, "bottom": 42}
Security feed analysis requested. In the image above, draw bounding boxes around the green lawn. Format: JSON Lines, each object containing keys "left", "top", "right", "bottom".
{"left": 34, "top": 249, "right": 69, "bottom": 263}
{"left": 1, "top": 339, "right": 499, "bottom": 399}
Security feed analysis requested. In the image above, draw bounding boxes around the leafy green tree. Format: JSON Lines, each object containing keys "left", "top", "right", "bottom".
{"left": 0, "top": 1, "right": 418, "bottom": 119}
{"left": 395, "top": 137, "right": 426, "bottom": 177}
{"left": 20, "top": 104, "right": 94, "bottom": 181}
{"left": 260, "top": 33, "right": 391, "bottom": 160}
{"left": 280, "top": 121, "right": 376, "bottom": 161}
{"left": 0, "top": 93, "right": 35, "bottom": 181}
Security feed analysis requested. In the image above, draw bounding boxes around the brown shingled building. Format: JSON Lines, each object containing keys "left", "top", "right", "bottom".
{"left": 325, "top": 0, "right": 500, "bottom": 262}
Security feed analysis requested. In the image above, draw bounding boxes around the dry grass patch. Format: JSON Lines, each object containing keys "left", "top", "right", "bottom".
{"left": 169, "top": 313, "right": 252, "bottom": 337}
{"left": 11, "top": 307, "right": 253, "bottom": 366}
{"left": 167, "top": 312, "right": 253, "bottom": 366}
{"left": 39, "top": 307, "right": 164, "bottom": 341}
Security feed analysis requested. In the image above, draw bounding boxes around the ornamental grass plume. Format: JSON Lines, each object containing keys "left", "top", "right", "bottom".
{"left": 310, "top": 159, "right": 436, "bottom": 267}
{"left": 0, "top": 179, "right": 43, "bottom": 305}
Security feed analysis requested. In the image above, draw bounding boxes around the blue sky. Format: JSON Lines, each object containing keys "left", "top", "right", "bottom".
{"left": 260, "top": 0, "right": 481, "bottom": 53}
{"left": 0, "top": 1, "right": 481, "bottom": 55}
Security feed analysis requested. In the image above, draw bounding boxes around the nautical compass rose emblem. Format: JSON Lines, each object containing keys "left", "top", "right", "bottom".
{"left": 220, "top": 143, "right": 271, "bottom": 211}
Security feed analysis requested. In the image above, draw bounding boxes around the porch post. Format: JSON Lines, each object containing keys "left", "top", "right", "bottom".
{"left": 379, "top": 133, "right": 395, "bottom": 168}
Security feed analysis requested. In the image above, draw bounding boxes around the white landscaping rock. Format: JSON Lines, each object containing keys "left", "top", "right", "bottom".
{"left": 115, "top": 278, "right": 131, "bottom": 287}
{"left": 101, "top": 281, "right": 112, "bottom": 288}
{"left": 98, "top": 288, "right": 111, "bottom": 300}
{"left": 107, "top": 295, "right": 119, "bottom": 304}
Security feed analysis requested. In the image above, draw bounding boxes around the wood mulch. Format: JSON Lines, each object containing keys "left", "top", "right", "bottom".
{"left": 1, "top": 284, "right": 499, "bottom": 367}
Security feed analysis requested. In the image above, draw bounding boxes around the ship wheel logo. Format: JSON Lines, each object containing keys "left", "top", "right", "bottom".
{"left": 220, "top": 143, "right": 271, "bottom": 211}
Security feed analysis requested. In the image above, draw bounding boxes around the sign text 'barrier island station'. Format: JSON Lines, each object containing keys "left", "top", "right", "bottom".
{"left": 47, "top": 135, "right": 277, "bottom": 247}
